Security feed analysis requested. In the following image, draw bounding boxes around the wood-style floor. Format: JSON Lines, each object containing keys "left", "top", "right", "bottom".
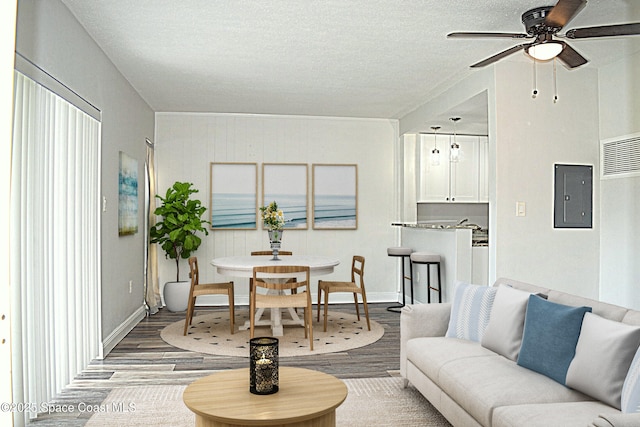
{"left": 29, "top": 303, "right": 402, "bottom": 426}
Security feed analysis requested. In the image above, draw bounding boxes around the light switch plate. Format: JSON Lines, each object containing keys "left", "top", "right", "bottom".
{"left": 516, "top": 201, "right": 526, "bottom": 217}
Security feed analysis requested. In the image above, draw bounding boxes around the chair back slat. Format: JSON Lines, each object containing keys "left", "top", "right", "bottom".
{"left": 351, "top": 255, "right": 365, "bottom": 289}
{"left": 250, "top": 250, "right": 293, "bottom": 256}
{"left": 188, "top": 257, "right": 200, "bottom": 291}
{"left": 253, "top": 265, "right": 309, "bottom": 291}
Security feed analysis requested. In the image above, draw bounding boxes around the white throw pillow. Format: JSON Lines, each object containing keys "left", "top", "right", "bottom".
{"left": 480, "top": 285, "right": 531, "bottom": 361}
{"left": 622, "top": 347, "right": 640, "bottom": 413}
{"left": 566, "top": 312, "right": 640, "bottom": 409}
{"left": 445, "top": 281, "right": 497, "bottom": 342}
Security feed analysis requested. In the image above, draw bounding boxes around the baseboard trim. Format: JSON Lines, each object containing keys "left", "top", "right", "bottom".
{"left": 100, "top": 305, "right": 146, "bottom": 358}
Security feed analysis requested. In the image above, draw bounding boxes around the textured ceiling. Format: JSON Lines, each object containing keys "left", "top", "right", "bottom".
{"left": 60, "top": 0, "right": 640, "bottom": 132}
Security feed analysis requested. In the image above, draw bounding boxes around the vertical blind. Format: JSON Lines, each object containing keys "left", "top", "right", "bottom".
{"left": 11, "top": 72, "right": 101, "bottom": 422}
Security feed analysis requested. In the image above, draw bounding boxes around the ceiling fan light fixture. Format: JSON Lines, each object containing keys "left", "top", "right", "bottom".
{"left": 526, "top": 41, "right": 564, "bottom": 61}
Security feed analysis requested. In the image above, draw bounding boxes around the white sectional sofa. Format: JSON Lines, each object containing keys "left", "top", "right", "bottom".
{"left": 400, "top": 278, "right": 640, "bottom": 427}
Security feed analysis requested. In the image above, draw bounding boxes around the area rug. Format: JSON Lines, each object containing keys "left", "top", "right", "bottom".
{"left": 160, "top": 310, "right": 384, "bottom": 357}
{"left": 85, "top": 377, "right": 451, "bottom": 427}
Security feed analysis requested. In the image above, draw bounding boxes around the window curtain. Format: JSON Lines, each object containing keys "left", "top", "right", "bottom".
{"left": 145, "top": 140, "right": 160, "bottom": 313}
{"left": 10, "top": 72, "right": 101, "bottom": 423}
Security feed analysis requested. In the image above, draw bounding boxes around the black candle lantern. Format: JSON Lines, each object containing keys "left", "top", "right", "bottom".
{"left": 249, "top": 337, "right": 279, "bottom": 395}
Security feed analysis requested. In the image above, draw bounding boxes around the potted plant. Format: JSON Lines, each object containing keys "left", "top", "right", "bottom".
{"left": 150, "top": 181, "right": 210, "bottom": 311}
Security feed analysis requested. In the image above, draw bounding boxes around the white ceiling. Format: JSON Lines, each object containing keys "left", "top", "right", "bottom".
{"left": 60, "top": 0, "right": 640, "bottom": 133}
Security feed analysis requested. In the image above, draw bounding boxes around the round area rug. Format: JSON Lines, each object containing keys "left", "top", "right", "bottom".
{"left": 160, "top": 309, "right": 384, "bottom": 357}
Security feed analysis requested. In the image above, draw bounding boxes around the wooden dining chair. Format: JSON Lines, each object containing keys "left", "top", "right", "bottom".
{"left": 184, "top": 257, "right": 235, "bottom": 335}
{"left": 317, "top": 255, "right": 370, "bottom": 332}
{"left": 250, "top": 265, "right": 314, "bottom": 350}
{"left": 250, "top": 250, "right": 295, "bottom": 295}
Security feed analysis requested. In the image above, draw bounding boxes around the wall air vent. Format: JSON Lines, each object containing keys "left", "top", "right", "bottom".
{"left": 601, "top": 133, "right": 640, "bottom": 179}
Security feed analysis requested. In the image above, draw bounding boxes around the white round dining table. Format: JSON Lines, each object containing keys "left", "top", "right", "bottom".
{"left": 210, "top": 255, "right": 340, "bottom": 336}
{"left": 211, "top": 255, "right": 340, "bottom": 278}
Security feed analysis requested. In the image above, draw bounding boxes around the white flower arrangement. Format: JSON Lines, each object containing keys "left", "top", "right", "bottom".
{"left": 260, "top": 201, "right": 285, "bottom": 230}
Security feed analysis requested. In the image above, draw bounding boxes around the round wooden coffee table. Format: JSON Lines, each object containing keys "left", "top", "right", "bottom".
{"left": 183, "top": 367, "right": 348, "bottom": 427}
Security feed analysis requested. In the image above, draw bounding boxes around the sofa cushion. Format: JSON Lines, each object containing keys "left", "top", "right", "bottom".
{"left": 517, "top": 295, "right": 591, "bottom": 385}
{"left": 622, "top": 346, "right": 640, "bottom": 413}
{"left": 445, "top": 282, "right": 497, "bottom": 342}
{"left": 406, "top": 336, "right": 496, "bottom": 382}
{"left": 566, "top": 312, "right": 640, "bottom": 409}
{"left": 438, "top": 353, "right": 594, "bottom": 427}
{"left": 493, "top": 401, "right": 619, "bottom": 427}
{"left": 590, "top": 413, "right": 640, "bottom": 427}
{"left": 622, "top": 310, "right": 640, "bottom": 327}
{"left": 481, "top": 285, "right": 532, "bottom": 361}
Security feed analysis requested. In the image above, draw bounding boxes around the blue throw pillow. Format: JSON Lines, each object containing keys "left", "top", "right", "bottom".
{"left": 517, "top": 295, "right": 591, "bottom": 385}
{"left": 445, "top": 282, "right": 497, "bottom": 342}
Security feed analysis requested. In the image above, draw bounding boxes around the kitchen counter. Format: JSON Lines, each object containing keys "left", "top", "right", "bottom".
{"left": 392, "top": 222, "right": 488, "bottom": 247}
{"left": 392, "top": 221, "right": 482, "bottom": 230}
{"left": 392, "top": 225, "right": 489, "bottom": 303}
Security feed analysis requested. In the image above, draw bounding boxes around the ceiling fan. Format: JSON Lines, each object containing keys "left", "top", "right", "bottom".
{"left": 448, "top": 0, "right": 640, "bottom": 69}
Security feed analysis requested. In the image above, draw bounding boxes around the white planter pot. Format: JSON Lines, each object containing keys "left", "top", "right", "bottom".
{"left": 163, "top": 280, "right": 190, "bottom": 312}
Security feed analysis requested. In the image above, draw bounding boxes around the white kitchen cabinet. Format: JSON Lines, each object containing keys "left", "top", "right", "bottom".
{"left": 419, "top": 134, "right": 450, "bottom": 202}
{"left": 450, "top": 135, "right": 480, "bottom": 202}
{"left": 418, "top": 134, "right": 487, "bottom": 203}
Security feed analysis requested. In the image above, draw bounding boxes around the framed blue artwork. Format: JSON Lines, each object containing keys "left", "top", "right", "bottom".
{"left": 262, "top": 163, "right": 308, "bottom": 230}
{"left": 312, "top": 164, "right": 357, "bottom": 230}
{"left": 118, "top": 151, "right": 138, "bottom": 236}
{"left": 210, "top": 162, "right": 258, "bottom": 229}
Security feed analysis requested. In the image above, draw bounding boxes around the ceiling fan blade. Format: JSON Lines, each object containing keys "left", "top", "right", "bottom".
{"left": 545, "top": 0, "right": 587, "bottom": 29}
{"left": 470, "top": 44, "right": 528, "bottom": 68}
{"left": 565, "top": 23, "right": 640, "bottom": 39}
{"left": 556, "top": 43, "right": 588, "bottom": 68}
{"left": 448, "top": 32, "right": 530, "bottom": 39}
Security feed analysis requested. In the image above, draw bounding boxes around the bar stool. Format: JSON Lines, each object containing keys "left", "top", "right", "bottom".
{"left": 387, "top": 247, "right": 413, "bottom": 312}
{"left": 410, "top": 252, "right": 442, "bottom": 303}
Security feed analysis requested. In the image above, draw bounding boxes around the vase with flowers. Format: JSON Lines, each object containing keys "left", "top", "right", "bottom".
{"left": 260, "top": 201, "right": 286, "bottom": 260}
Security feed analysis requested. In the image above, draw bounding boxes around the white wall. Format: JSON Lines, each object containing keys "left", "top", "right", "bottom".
{"left": 16, "top": 0, "right": 154, "bottom": 341}
{"left": 598, "top": 50, "right": 640, "bottom": 309}
{"left": 493, "top": 60, "right": 600, "bottom": 297}
{"left": 154, "top": 113, "right": 398, "bottom": 304}
{"left": 399, "top": 58, "right": 602, "bottom": 299}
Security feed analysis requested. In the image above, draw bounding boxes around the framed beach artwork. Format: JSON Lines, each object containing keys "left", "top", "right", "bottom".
{"left": 312, "top": 164, "right": 358, "bottom": 230}
{"left": 118, "top": 151, "right": 138, "bottom": 236}
{"left": 210, "top": 162, "right": 257, "bottom": 229}
{"left": 262, "top": 163, "right": 308, "bottom": 229}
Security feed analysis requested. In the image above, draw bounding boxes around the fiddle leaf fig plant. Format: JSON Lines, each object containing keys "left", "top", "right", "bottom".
{"left": 150, "top": 181, "right": 210, "bottom": 281}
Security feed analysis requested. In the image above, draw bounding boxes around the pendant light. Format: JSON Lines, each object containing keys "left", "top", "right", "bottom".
{"left": 430, "top": 126, "right": 441, "bottom": 166}
{"left": 450, "top": 117, "right": 461, "bottom": 163}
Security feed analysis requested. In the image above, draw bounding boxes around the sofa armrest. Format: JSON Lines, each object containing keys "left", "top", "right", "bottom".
{"left": 400, "top": 303, "right": 451, "bottom": 380}
{"left": 589, "top": 413, "right": 640, "bottom": 427}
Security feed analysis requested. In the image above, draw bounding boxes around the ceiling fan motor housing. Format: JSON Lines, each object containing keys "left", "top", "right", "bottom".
{"left": 522, "top": 6, "right": 559, "bottom": 35}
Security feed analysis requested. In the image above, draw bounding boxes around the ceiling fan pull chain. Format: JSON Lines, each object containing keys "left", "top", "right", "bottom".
{"left": 553, "top": 58, "right": 558, "bottom": 103}
{"left": 532, "top": 58, "right": 538, "bottom": 99}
